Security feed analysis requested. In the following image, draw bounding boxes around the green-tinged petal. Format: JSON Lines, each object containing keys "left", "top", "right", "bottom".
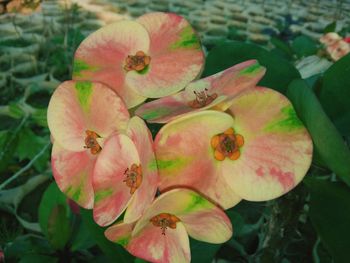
{"left": 128, "top": 221, "right": 190, "bottom": 263}
{"left": 105, "top": 221, "right": 136, "bottom": 247}
{"left": 126, "top": 12, "right": 204, "bottom": 98}
{"left": 222, "top": 87, "right": 313, "bottom": 201}
{"left": 93, "top": 134, "right": 140, "bottom": 226}
{"left": 124, "top": 117, "right": 158, "bottom": 223}
{"left": 186, "top": 59, "right": 265, "bottom": 98}
{"left": 135, "top": 91, "right": 227, "bottom": 123}
{"left": 154, "top": 110, "right": 241, "bottom": 209}
{"left": 73, "top": 20, "right": 149, "bottom": 108}
{"left": 51, "top": 143, "right": 95, "bottom": 209}
{"left": 47, "top": 80, "right": 129, "bottom": 152}
{"left": 134, "top": 189, "right": 232, "bottom": 244}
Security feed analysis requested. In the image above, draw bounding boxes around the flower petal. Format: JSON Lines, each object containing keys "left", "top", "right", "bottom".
{"left": 127, "top": 221, "right": 190, "bottom": 263}
{"left": 135, "top": 60, "right": 264, "bottom": 123}
{"left": 73, "top": 20, "right": 150, "bottom": 108}
{"left": 51, "top": 143, "right": 95, "bottom": 209}
{"left": 105, "top": 221, "right": 136, "bottom": 247}
{"left": 135, "top": 91, "right": 227, "bottom": 123}
{"left": 222, "top": 87, "right": 313, "bottom": 201}
{"left": 135, "top": 189, "right": 232, "bottom": 244}
{"left": 93, "top": 134, "right": 140, "bottom": 226}
{"left": 186, "top": 60, "right": 266, "bottom": 98}
{"left": 124, "top": 117, "right": 158, "bottom": 223}
{"left": 126, "top": 12, "right": 204, "bottom": 98}
{"left": 154, "top": 110, "right": 241, "bottom": 209}
{"left": 47, "top": 81, "right": 129, "bottom": 152}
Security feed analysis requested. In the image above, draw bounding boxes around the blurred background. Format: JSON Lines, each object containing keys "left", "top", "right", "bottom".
{"left": 0, "top": 0, "right": 350, "bottom": 262}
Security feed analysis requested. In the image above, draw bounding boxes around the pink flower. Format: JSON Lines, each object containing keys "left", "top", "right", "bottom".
{"left": 105, "top": 189, "right": 232, "bottom": 263}
{"left": 320, "top": 32, "right": 342, "bottom": 46}
{"left": 154, "top": 87, "right": 313, "bottom": 208}
{"left": 48, "top": 81, "right": 158, "bottom": 225}
{"left": 136, "top": 60, "right": 266, "bottom": 123}
{"left": 327, "top": 40, "right": 350, "bottom": 61}
{"left": 73, "top": 12, "right": 204, "bottom": 109}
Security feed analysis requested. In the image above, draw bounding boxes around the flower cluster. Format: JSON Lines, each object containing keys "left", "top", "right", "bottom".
{"left": 47, "top": 12, "right": 313, "bottom": 263}
{"left": 320, "top": 32, "right": 350, "bottom": 61}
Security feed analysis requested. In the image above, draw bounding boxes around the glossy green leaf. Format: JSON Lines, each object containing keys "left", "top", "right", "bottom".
{"left": 305, "top": 177, "right": 350, "bottom": 263}
{"left": 203, "top": 41, "right": 300, "bottom": 94}
{"left": 80, "top": 209, "right": 134, "bottom": 262}
{"left": 47, "top": 204, "right": 71, "bottom": 249}
{"left": 318, "top": 53, "right": 350, "bottom": 135}
{"left": 287, "top": 79, "right": 350, "bottom": 186}
{"left": 291, "top": 36, "right": 318, "bottom": 58}
{"left": 38, "top": 183, "right": 68, "bottom": 237}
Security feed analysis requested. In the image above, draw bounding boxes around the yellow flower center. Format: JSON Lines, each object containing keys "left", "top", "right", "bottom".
{"left": 150, "top": 213, "right": 181, "bottom": 235}
{"left": 124, "top": 51, "right": 151, "bottom": 72}
{"left": 123, "top": 163, "right": 142, "bottom": 194}
{"left": 211, "top": 128, "right": 244, "bottom": 161}
{"left": 84, "top": 130, "right": 102, "bottom": 155}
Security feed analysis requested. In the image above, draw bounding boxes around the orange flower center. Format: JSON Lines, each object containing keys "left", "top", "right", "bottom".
{"left": 150, "top": 213, "right": 181, "bottom": 235}
{"left": 84, "top": 130, "right": 102, "bottom": 155}
{"left": 211, "top": 128, "right": 244, "bottom": 161}
{"left": 123, "top": 163, "right": 142, "bottom": 194}
{"left": 124, "top": 51, "right": 151, "bottom": 72}
{"left": 188, "top": 88, "right": 218, "bottom": 109}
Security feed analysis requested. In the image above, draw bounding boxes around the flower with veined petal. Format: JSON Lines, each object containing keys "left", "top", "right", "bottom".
{"left": 136, "top": 60, "right": 266, "bottom": 123}
{"left": 105, "top": 189, "right": 232, "bottom": 263}
{"left": 48, "top": 81, "right": 158, "bottom": 225}
{"left": 92, "top": 116, "right": 158, "bottom": 226}
{"left": 48, "top": 80, "right": 130, "bottom": 209}
{"left": 73, "top": 12, "right": 204, "bottom": 109}
{"left": 154, "top": 87, "right": 313, "bottom": 209}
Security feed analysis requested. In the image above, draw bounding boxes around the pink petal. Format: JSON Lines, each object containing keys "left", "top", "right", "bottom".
{"left": 135, "top": 60, "right": 264, "bottom": 123}
{"left": 135, "top": 91, "right": 227, "bottom": 123}
{"left": 73, "top": 20, "right": 150, "bottom": 108}
{"left": 47, "top": 81, "right": 129, "bottom": 152}
{"left": 126, "top": 12, "right": 204, "bottom": 98}
{"left": 154, "top": 111, "right": 241, "bottom": 209}
{"left": 93, "top": 134, "right": 140, "bottom": 226}
{"left": 135, "top": 189, "right": 232, "bottom": 244}
{"left": 105, "top": 221, "right": 136, "bottom": 247}
{"left": 127, "top": 222, "right": 190, "bottom": 263}
{"left": 51, "top": 143, "right": 95, "bottom": 209}
{"left": 186, "top": 59, "right": 266, "bottom": 97}
{"left": 222, "top": 87, "right": 313, "bottom": 201}
{"left": 124, "top": 117, "right": 158, "bottom": 223}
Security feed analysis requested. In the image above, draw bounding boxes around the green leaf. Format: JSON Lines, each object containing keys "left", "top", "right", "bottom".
{"left": 16, "top": 128, "right": 50, "bottom": 171}
{"left": 305, "top": 178, "right": 350, "bottom": 263}
{"left": 19, "top": 254, "right": 58, "bottom": 263}
{"left": 287, "top": 79, "right": 350, "bottom": 186}
{"left": 80, "top": 209, "right": 134, "bottom": 262}
{"left": 324, "top": 21, "right": 337, "bottom": 33}
{"left": 47, "top": 204, "right": 72, "bottom": 249}
{"left": 38, "top": 183, "right": 68, "bottom": 237}
{"left": 203, "top": 41, "right": 300, "bottom": 94}
{"left": 190, "top": 238, "right": 221, "bottom": 263}
{"left": 70, "top": 217, "right": 95, "bottom": 251}
{"left": 318, "top": 53, "right": 350, "bottom": 135}
{"left": 32, "top": 108, "right": 48, "bottom": 127}
{"left": 291, "top": 36, "right": 318, "bottom": 58}
{"left": 271, "top": 37, "right": 293, "bottom": 58}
